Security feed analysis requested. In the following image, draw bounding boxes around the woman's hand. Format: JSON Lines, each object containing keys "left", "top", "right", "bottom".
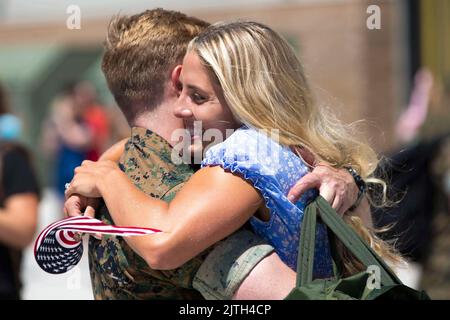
{"left": 65, "top": 160, "right": 120, "bottom": 198}
{"left": 63, "top": 194, "right": 103, "bottom": 240}
{"left": 63, "top": 194, "right": 98, "bottom": 218}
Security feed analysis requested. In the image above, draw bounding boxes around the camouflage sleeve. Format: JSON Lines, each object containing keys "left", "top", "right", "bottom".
{"left": 162, "top": 183, "right": 275, "bottom": 298}
{"left": 162, "top": 183, "right": 183, "bottom": 202}
{"left": 193, "top": 229, "right": 275, "bottom": 300}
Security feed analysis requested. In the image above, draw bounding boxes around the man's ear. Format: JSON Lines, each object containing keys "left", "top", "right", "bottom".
{"left": 171, "top": 65, "right": 183, "bottom": 96}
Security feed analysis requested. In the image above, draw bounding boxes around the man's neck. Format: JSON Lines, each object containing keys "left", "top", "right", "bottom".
{"left": 133, "top": 101, "right": 181, "bottom": 147}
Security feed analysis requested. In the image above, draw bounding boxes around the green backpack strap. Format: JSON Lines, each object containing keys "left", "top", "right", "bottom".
{"left": 296, "top": 196, "right": 401, "bottom": 287}
{"left": 315, "top": 196, "right": 401, "bottom": 286}
{"left": 297, "top": 199, "right": 317, "bottom": 287}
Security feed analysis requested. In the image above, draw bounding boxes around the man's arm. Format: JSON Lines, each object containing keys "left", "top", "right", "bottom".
{"left": 192, "top": 229, "right": 295, "bottom": 300}
{"left": 288, "top": 163, "right": 360, "bottom": 215}
{"left": 231, "top": 252, "right": 296, "bottom": 299}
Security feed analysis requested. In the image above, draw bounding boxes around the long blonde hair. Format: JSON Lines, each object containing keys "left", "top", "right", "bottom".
{"left": 189, "top": 20, "right": 404, "bottom": 275}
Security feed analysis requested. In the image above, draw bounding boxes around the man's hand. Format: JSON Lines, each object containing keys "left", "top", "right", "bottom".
{"left": 65, "top": 160, "right": 119, "bottom": 199}
{"left": 287, "top": 163, "right": 358, "bottom": 215}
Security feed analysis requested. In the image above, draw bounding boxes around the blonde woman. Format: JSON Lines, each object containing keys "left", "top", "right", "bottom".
{"left": 67, "top": 21, "right": 401, "bottom": 278}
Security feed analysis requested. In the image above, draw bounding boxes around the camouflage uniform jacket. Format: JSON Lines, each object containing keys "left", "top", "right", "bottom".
{"left": 88, "top": 126, "right": 211, "bottom": 299}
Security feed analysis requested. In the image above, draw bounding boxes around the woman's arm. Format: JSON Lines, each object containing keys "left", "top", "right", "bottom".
{"left": 67, "top": 161, "right": 263, "bottom": 269}
{"left": 98, "top": 138, "right": 128, "bottom": 162}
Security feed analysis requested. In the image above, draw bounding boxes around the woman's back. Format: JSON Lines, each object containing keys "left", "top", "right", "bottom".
{"left": 202, "top": 126, "right": 333, "bottom": 278}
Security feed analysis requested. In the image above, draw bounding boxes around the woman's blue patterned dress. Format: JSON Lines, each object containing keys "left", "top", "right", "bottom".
{"left": 201, "top": 126, "right": 333, "bottom": 278}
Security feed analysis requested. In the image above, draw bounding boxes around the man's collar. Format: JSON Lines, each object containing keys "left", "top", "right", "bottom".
{"left": 130, "top": 126, "right": 171, "bottom": 148}
{"left": 127, "top": 126, "right": 194, "bottom": 172}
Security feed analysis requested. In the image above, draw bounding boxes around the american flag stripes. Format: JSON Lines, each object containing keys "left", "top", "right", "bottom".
{"left": 34, "top": 216, "right": 161, "bottom": 274}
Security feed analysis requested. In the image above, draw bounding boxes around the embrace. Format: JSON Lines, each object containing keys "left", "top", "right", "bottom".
{"left": 64, "top": 9, "right": 403, "bottom": 300}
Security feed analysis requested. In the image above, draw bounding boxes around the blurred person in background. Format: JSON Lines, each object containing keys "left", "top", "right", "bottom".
{"left": 420, "top": 133, "right": 450, "bottom": 299}
{"left": 41, "top": 84, "right": 94, "bottom": 199}
{"left": 373, "top": 68, "right": 450, "bottom": 297}
{"left": 0, "top": 81, "right": 40, "bottom": 299}
{"left": 72, "top": 81, "right": 111, "bottom": 161}
{"left": 416, "top": 76, "right": 450, "bottom": 299}
{"left": 42, "top": 81, "right": 113, "bottom": 198}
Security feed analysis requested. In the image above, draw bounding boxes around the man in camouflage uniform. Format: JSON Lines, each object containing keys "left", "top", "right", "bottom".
{"left": 89, "top": 126, "right": 275, "bottom": 299}
{"left": 66, "top": 9, "right": 359, "bottom": 300}
{"left": 89, "top": 127, "right": 209, "bottom": 298}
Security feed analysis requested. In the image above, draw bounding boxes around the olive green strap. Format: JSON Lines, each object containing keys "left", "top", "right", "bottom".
{"left": 297, "top": 196, "right": 401, "bottom": 287}
{"left": 297, "top": 199, "right": 317, "bottom": 287}
{"left": 315, "top": 196, "right": 401, "bottom": 285}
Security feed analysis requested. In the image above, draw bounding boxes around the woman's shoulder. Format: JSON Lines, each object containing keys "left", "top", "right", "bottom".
{"left": 208, "top": 125, "right": 282, "bottom": 151}
{"left": 202, "top": 126, "right": 292, "bottom": 177}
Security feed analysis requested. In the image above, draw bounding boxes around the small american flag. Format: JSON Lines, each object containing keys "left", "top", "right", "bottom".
{"left": 34, "top": 216, "right": 160, "bottom": 274}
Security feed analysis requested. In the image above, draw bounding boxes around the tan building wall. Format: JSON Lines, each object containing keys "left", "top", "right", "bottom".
{"left": 195, "top": 0, "right": 409, "bottom": 151}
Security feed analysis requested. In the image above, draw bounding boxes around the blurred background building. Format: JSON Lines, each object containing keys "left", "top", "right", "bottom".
{"left": 0, "top": 0, "right": 449, "bottom": 299}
